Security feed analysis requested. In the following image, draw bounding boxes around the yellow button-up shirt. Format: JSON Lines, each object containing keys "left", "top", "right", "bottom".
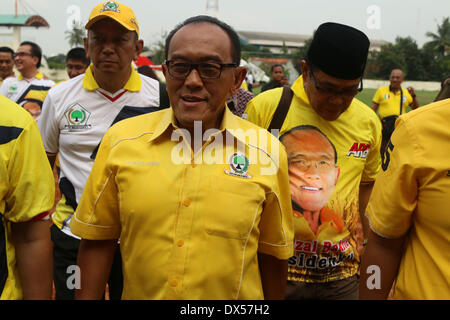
{"left": 70, "top": 106, "right": 293, "bottom": 299}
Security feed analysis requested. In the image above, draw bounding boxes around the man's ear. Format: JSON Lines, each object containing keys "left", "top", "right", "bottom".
{"left": 134, "top": 39, "right": 144, "bottom": 61}
{"left": 300, "top": 60, "right": 309, "bottom": 81}
{"left": 230, "top": 66, "right": 247, "bottom": 96}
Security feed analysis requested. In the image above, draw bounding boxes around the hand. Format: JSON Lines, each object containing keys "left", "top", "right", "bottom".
{"left": 407, "top": 87, "right": 416, "bottom": 97}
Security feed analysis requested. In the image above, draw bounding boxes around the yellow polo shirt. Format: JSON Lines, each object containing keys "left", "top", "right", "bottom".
{"left": 372, "top": 86, "right": 413, "bottom": 119}
{"left": 366, "top": 98, "right": 450, "bottom": 299}
{"left": 70, "top": 107, "right": 294, "bottom": 299}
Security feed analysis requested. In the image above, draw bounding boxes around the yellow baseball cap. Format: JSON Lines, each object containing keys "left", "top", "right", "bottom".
{"left": 85, "top": 1, "right": 139, "bottom": 36}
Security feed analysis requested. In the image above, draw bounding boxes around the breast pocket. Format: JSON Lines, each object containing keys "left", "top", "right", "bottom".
{"left": 204, "top": 176, "right": 265, "bottom": 240}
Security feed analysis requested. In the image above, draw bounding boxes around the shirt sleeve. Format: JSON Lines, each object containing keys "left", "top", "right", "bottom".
{"left": 366, "top": 116, "right": 417, "bottom": 238}
{"left": 5, "top": 118, "right": 55, "bottom": 222}
{"left": 372, "top": 87, "right": 382, "bottom": 104}
{"left": 70, "top": 129, "right": 121, "bottom": 240}
{"left": 361, "top": 115, "right": 382, "bottom": 182}
{"left": 258, "top": 139, "right": 294, "bottom": 259}
{"left": 244, "top": 89, "right": 282, "bottom": 129}
{"left": 404, "top": 89, "right": 413, "bottom": 107}
{"left": 37, "top": 92, "right": 59, "bottom": 154}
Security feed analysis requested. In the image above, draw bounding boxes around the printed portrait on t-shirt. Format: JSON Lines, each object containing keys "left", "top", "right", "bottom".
{"left": 280, "top": 125, "right": 345, "bottom": 241}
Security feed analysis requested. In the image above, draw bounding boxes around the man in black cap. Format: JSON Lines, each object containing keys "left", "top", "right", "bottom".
{"left": 245, "top": 22, "right": 382, "bottom": 299}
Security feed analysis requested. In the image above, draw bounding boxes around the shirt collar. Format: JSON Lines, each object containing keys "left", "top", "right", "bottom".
{"left": 82, "top": 65, "right": 142, "bottom": 92}
{"left": 291, "top": 75, "right": 310, "bottom": 105}
{"left": 18, "top": 71, "right": 43, "bottom": 81}
{"left": 147, "top": 105, "right": 246, "bottom": 145}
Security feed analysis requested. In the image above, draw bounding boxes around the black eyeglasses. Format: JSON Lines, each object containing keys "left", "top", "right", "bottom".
{"left": 309, "top": 68, "right": 363, "bottom": 97}
{"left": 165, "top": 60, "right": 238, "bottom": 80}
{"left": 13, "top": 52, "right": 33, "bottom": 59}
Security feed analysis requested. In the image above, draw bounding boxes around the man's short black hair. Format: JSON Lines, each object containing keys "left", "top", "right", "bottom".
{"left": 66, "top": 47, "right": 90, "bottom": 66}
{"left": 165, "top": 15, "right": 241, "bottom": 65}
{"left": 280, "top": 124, "right": 338, "bottom": 164}
{"left": 20, "top": 41, "right": 42, "bottom": 68}
{"left": 0, "top": 47, "right": 14, "bottom": 59}
{"left": 271, "top": 64, "right": 284, "bottom": 73}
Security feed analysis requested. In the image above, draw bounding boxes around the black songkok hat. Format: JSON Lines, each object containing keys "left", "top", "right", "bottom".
{"left": 307, "top": 22, "right": 370, "bottom": 80}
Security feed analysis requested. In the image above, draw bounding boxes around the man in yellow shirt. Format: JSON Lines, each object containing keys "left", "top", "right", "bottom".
{"left": 360, "top": 98, "right": 450, "bottom": 300}
{"left": 0, "top": 95, "right": 54, "bottom": 299}
{"left": 372, "top": 69, "right": 419, "bottom": 152}
{"left": 71, "top": 15, "right": 293, "bottom": 300}
{"left": 245, "top": 22, "right": 381, "bottom": 300}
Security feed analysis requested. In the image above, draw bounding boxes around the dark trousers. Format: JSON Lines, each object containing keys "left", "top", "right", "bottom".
{"left": 51, "top": 224, "right": 123, "bottom": 300}
{"left": 285, "top": 275, "right": 359, "bottom": 300}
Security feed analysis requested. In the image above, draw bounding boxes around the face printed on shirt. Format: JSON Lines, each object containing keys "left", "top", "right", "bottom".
{"left": 281, "top": 126, "right": 340, "bottom": 212}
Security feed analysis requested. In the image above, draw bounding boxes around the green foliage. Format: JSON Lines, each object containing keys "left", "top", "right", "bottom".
{"left": 365, "top": 17, "right": 449, "bottom": 81}
{"left": 65, "top": 21, "right": 85, "bottom": 48}
{"left": 46, "top": 54, "right": 66, "bottom": 70}
{"left": 148, "top": 30, "right": 168, "bottom": 65}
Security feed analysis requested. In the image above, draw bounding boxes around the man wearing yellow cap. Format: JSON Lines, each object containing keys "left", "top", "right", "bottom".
{"left": 38, "top": 1, "right": 165, "bottom": 299}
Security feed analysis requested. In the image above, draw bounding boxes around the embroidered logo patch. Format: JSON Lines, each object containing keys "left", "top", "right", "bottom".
{"left": 64, "top": 103, "right": 92, "bottom": 131}
{"left": 225, "top": 152, "right": 252, "bottom": 179}
{"left": 101, "top": 1, "right": 120, "bottom": 13}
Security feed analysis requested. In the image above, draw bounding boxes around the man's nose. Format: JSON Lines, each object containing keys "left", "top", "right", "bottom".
{"left": 184, "top": 68, "right": 203, "bottom": 88}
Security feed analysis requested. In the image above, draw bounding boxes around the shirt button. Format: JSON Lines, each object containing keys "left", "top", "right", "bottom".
{"left": 183, "top": 199, "right": 191, "bottom": 207}
{"left": 177, "top": 240, "right": 184, "bottom": 247}
{"left": 170, "top": 279, "right": 178, "bottom": 287}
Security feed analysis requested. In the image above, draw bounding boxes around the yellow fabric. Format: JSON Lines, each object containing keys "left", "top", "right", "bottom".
{"left": 240, "top": 80, "right": 248, "bottom": 91}
{"left": 0, "top": 95, "right": 54, "bottom": 299}
{"left": 86, "top": 1, "right": 139, "bottom": 35}
{"left": 17, "top": 71, "right": 44, "bottom": 81}
{"left": 366, "top": 98, "right": 450, "bottom": 300}
{"left": 372, "top": 86, "right": 413, "bottom": 119}
{"left": 71, "top": 107, "right": 294, "bottom": 299}
{"left": 82, "top": 64, "right": 141, "bottom": 92}
{"left": 245, "top": 76, "right": 382, "bottom": 283}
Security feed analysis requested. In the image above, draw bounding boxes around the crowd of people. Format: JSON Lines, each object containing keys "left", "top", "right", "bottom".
{"left": 0, "top": 0, "right": 448, "bottom": 301}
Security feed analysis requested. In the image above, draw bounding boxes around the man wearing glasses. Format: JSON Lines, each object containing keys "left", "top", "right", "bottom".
{"left": 0, "top": 42, "right": 54, "bottom": 119}
{"left": 70, "top": 15, "right": 294, "bottom": 300}
{"left": 245, "top": 22, "right": 382, "bottom": 299}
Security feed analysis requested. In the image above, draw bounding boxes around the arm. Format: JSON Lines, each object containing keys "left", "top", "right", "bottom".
{"left": 10, "top": 219, "right": 53, "bottom": 299}
{"left": 371, "top": 102, "right": 379, "bottom": 113}
{"left": 75, "top": 239, "right": 117, "bottom": 300}
{"left": 359, "top": 181, "right": 375, "bottom": 240}
{"left": 359, "top": 229, "right": 406, "bottom": 299}
{"left": 47, "top": 154, "right": 56, "bottom": 170}
{"left": 258, "top": 253, "right": 288, "bottom": 300}
{"left": 406, "top": 87, "right": 419, "bottom": 110}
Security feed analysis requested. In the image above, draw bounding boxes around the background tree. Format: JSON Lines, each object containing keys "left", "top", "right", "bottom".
{"left": 425, "top": 17, "right": 450, "bottom": 56}
{"left": 65, "top": 21, "right": 85, "bottom": 48}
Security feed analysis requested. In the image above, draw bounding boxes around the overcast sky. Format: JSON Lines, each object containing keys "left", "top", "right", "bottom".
{"left": 1, "top": 0, "right": 449, "bottom": 56}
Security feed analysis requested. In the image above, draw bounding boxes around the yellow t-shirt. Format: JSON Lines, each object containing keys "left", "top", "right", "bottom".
{"left": 366, "top": 98, "right": 450, "bottom": 300}
{"left": 372, "top": 85, "right": 413, "bottom": 119}
{"left": 70, "top": 107, "right": 294, "bottom": 299}
{"left": 0, "top": 95, "right": 55, "bottom": 299}
{"left": 245, "top": 76, "right": 382, "bottom": 283}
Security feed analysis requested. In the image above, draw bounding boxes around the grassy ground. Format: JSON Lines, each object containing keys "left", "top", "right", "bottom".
{"left": 252, "top": 86, "right": 439, "bottom": 110}
{"left": 356, "top": 88, "right": 439, "bottom": 110}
